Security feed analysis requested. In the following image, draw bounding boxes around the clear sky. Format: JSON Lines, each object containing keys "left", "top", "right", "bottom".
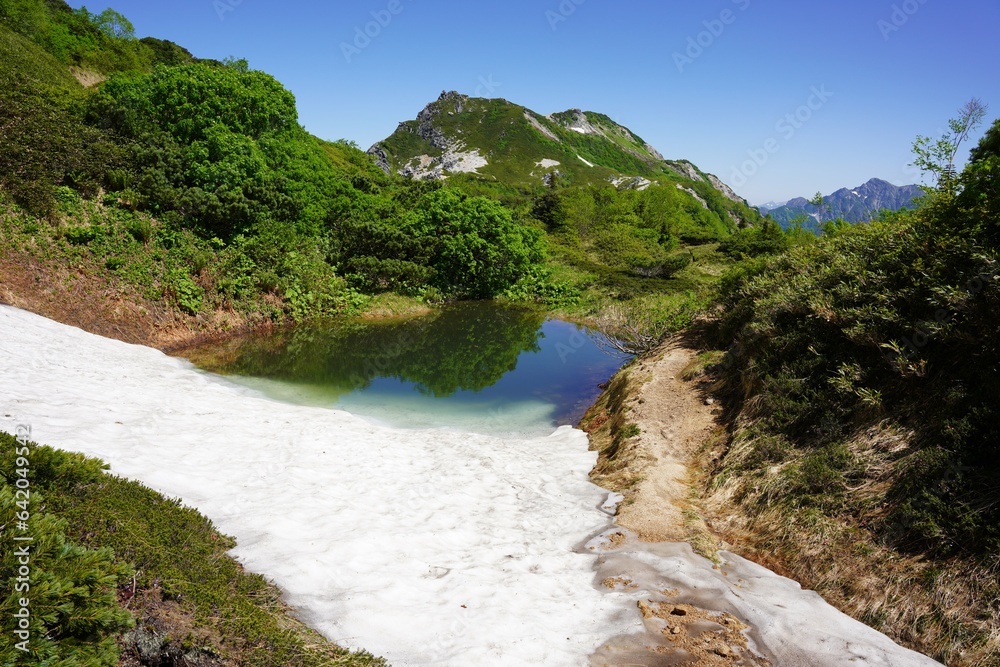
{"left": 69, "top": 0, "right": 999, "bottom": 204}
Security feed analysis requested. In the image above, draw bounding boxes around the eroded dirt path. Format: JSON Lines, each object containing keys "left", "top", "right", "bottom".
{"left": 585, "top": 336, "right": 721, "bottom": 545}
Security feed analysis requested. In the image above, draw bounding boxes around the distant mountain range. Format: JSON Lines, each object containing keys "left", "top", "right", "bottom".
{"left": 367, "top": 91, "right": 760, "bottom": 227}
{"left": 763, "top": 179, "right": 924, "bottom": 229}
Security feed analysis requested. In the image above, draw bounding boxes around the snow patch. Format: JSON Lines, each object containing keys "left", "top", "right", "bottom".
{"left": 536, "top": 159, "right": 561, "bottom": 169}
{"left": 0, "top": 306, "right": 944, "bottom": 667}
{"left": 577, "top": 155, "right": 595, "bottom": 168}
{"left": 0, "top": 307, "right": 632, "bottom": 666}
{"left": 590, "top": 530, "right": 942, "bottom": 666}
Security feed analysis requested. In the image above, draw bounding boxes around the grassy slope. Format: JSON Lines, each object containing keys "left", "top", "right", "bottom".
{"left": 0, "top": 25, "right": 82, "bottom": 96}
{"left": 694, "top": 198, "right": 1000, "bottom": 665}
{"left": 0, "top": 432, "right": 387, "bottom": 666}
{"left": 379, "top": 95, "right": 695, "bottom": 188}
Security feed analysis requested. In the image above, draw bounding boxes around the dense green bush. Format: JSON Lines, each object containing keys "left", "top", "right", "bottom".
{"left": 87, "top": 62, "right": 336, "bottom": 239}
{"left": 718, "top": 218, "right": 789, "bottom": 258}
{"left": 401, "top": 189, "right": 545, "bottom": 298}
{"left": 0, "top": 61, "right": 122, "bottom": 215}
{"left": 0, "top": 434, "right": 134, "bottom": 666}
{"left": 714, "top": 121, "right": 1000, "bottom": 562}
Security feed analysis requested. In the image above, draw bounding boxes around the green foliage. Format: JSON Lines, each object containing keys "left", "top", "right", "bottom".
{"left": 0, "top": 35, "right": 123, "bottom": 214}
{"left": 401, "top": 189, "right": 545, "bottom": 298}
{"left": 714, "top": 123, "right": 1000, "bottom": 564}
{"left": 166, "top": 268, "right": 204, "bottom": 314}
{"left": 0, "top": 434, "right": 133, "bottom": 666}
{"left": 912, "top": 99, "right": 988, "bottom": 191}
{"left": 718, "top": 218, "right": 789, "bottom": 258}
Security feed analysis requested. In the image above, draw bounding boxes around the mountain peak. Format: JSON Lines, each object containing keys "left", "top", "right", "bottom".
{"left": 368, "top": 92, "right": 747, "bottom": 212}
{"left": 764, "top": 179, "right": 925, "bottom": 228}
{"left": 437, "top": 90, "right": 468, "bottom": 103}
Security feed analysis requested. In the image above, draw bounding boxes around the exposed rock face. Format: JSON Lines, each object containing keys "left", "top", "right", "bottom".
{"left": 555, "top": 108, "right": 601, "bottom": 135}
{"left": 672, "top": 161, "right": 704, "bottom": 183}
{"left": 373, "top": 91, "right": 490, "bottom": 180}
{"left": 706, "top": 173, "right": 744, "bottom": 204}
{"left": 367, "top": 144, "right": 391, "bottom": 175}
{"left": 525, "top": 111, "right": 560, "bottom": 142}
{"left": 677, "top": 184, "right": 708, "bottom": 209}
{"left": 400, "top": 143, "right": 488, "bottom": 180}
{"left": 613, "top": 176, "right": 653, "bottom": 191}
{"left": 643, "top": 142, "right": 665, "bottom": 161}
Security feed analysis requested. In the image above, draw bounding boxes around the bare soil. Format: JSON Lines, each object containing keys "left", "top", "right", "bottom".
{"left": 584, "top": 334, "right": 722, "bottom": 549}
{"left": 0, "top": 251, "right": 273, "bottom": 352}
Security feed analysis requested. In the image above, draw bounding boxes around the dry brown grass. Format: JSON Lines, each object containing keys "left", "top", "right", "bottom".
{"left": 701, "top": 422, "right": 1000, "bottom": 667}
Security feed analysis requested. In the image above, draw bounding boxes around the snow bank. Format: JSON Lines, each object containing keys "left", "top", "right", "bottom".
{"left": 589, "top": 530, "right": 943, "bottom": 665}
{"left": 0, "top": 306, "right": 942, "bottom": 666}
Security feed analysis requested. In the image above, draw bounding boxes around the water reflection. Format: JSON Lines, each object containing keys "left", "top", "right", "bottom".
{"left": 185, "top": 302, "right": 630, "bottom": 435}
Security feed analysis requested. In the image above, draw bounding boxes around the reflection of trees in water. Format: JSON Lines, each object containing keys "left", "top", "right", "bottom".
{"left": 216, "top": 303, "right": 546, "bottom": 397}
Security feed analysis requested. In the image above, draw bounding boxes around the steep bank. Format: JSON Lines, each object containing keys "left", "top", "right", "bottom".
{"left": 0, "top": 248, "right": 269, "bottom": 350}
{"left": 580, "top": 329, "right": 979, "bottom": 665}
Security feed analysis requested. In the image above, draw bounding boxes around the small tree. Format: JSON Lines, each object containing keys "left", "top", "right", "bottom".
{"left": 809, "top": 191, "right": 826, "bottom": 222}
{"left": 912, "top": 98, "right": 989, "bottom": 192}
{"left": 92, "top": 8, "right": 135, "bottom": 40}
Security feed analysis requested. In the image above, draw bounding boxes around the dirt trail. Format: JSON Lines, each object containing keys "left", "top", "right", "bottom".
{"left": 584, "top": 337, "right": 764, "bottom": 665}
{"left": 586, "top": 336, "right": 721, "bottom": 544}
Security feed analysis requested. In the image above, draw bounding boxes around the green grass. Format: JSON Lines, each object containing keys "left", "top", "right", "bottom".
{"left": 0, "top": 25, "right": 83, "bottom": 98}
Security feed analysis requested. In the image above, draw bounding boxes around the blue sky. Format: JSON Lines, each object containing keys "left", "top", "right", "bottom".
{"left": 71, "top": 0, "right": 999, "bottom": 204}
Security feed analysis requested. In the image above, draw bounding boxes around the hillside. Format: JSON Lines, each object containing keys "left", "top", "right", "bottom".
{"left": 766, "top": 178, "right": 924, "bottom": 228}
{"left": 702, "top": 121, "right": 1000, "bottom": 665}
{"left": 369, "top": 91, "right": 754, "bottom": 220}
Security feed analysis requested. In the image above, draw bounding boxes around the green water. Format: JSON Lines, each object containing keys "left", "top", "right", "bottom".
{"left": 186, "top": 302, "right": 630, "bottom": 436}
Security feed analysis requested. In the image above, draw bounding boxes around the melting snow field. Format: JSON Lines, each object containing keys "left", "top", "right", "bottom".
{"left": 0, "top": 306, "right": 943, "bottom": 666}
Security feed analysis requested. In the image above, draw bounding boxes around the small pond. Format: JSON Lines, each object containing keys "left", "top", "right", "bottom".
{"left": 183, "top": 302, "right": 631, "bottom": 437}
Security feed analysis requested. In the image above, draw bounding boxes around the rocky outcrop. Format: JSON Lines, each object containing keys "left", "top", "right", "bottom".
{"left": 613, "top": 176, "right": 653, "bottom": 191}
{"left": 121, "top": 626, "right": 223, "bottom": 667}
{"left": 367, "top": 144, "right": 392, "bottom": 175}
{"left": 525, "top": 111, "right": 561, "bottom": 142}
{"left": 706, "top": 173, "right": 744, "bottom": 204}
{"left": 677, "top": 184, "right": 708, "bottom": 209}
{"left": 672, "top": 161, "right": 705, "bottom": 183}
{"left": 399, "top": 143, "right": 488, "bottom": 180}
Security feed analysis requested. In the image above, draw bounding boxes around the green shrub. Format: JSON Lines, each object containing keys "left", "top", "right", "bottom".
{"left": 63, "top": 225, "right": 98, "bottom": 245}
{"left": 166, "top": 269, "right": 204, "bottom": 314}
{"left": 713, "top": 122, "right": 1000, "bottom": 562}
{"left": 0, "top": 435, "right": 134, "bottom": 666}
